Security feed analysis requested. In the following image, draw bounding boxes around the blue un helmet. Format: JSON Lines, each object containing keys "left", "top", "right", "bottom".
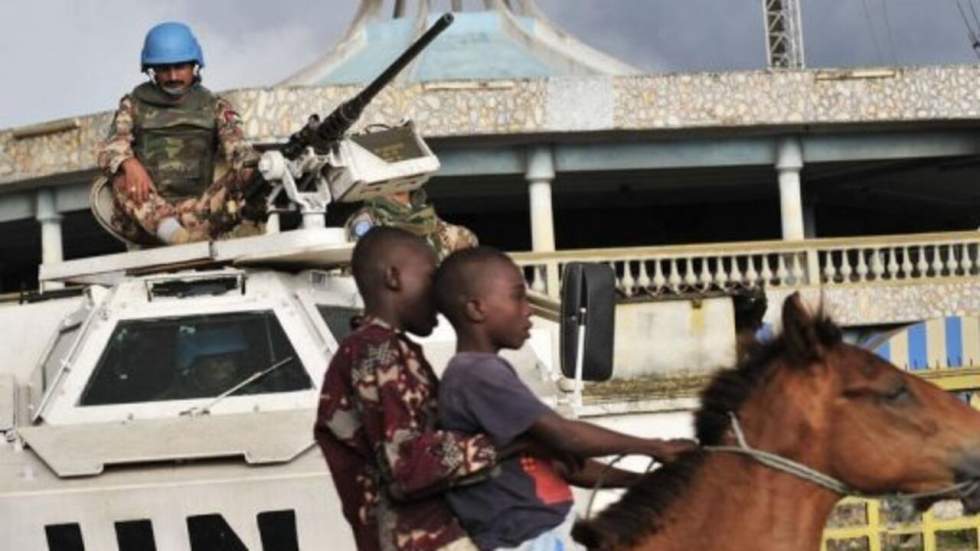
{"left": 176, "top": 326, "right": 247, "bottom": 372}
{"left": 140, "top": 22, "right": 205, "bottom": 71}
{"left": 174, "top": 325, "right": 249, "bottom": 396}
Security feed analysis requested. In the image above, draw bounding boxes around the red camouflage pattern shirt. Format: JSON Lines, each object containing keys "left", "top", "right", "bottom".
{"left": 315, "top": 318, "right": 497, "bottom": 551}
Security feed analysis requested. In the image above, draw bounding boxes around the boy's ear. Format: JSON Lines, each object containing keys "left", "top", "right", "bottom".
{"left": 383, "top": 265, "right": 401, "bottom": 291}
{"left": 464, "top": 297, "right": 485, "bottom": 322}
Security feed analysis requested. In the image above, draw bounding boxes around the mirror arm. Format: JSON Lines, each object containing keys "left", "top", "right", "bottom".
{"left": 572, "top": 307, "right": 588, "bottom": 411}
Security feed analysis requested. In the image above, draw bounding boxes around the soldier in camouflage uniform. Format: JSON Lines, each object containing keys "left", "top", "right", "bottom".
{"left": 96, "top": 22, "right": 261, "bottom": 246}
{"left": 345, "top": 189, "right": 478, "bottom": 261}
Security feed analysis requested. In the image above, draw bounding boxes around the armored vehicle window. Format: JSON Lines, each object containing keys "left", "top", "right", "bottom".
{"left": 80, "top": 311, "right": 311, "bottom": 406}
{"left": 316, "top": 305, "right": 360, "bottom": 342}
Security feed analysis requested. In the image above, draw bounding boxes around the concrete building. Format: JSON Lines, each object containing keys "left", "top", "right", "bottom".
{"left": 3, "top": 3, "right": 980, "bottom": 546}
{"left": 0, "top": 1, "right": 980, "bottom": 323}
{"left": 1, "top": 0, "right": 978, "bottom": 315}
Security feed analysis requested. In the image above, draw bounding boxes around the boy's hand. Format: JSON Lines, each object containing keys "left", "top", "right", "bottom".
{"left": 646, "top": 438, "right": 699, "bottom": 463}
{"left": 547, "top": 450, "right": 585, "bottom": 474}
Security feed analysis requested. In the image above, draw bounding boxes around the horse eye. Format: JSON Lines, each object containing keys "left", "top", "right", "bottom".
{"left": 882, "top": 384, "right": 911, "bottom": 405}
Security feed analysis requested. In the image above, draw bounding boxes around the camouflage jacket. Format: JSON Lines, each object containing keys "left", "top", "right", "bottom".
{"left": 96, "top": 82, "right": 256, "bottom": 184}
{"left": 345, "top": 191, "right": 478, "bottom": 262}
{"left": 314, "top": 318, "right": 497, "bottom": 551}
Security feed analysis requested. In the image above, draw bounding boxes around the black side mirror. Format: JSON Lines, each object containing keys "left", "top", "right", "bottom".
{"left": 560, "top": 262, "right": 615, "bottom": 382}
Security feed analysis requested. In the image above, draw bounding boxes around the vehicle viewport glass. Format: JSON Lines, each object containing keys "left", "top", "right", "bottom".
{"left": 80, "top": 311, "right": 311, "bottom": 405}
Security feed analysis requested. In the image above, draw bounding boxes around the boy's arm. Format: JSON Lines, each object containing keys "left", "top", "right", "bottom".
{"left": 353, "top": 340, "right": 498, "bottom": 500}
{"left": 528, "top": 410, "right": 696, "bottom": 461}
{"left": 557, "top": 459, "right": 644, "bottom": 489}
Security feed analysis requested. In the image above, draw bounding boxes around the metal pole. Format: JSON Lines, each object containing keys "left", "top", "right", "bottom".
{"left": 573, "top": 307, "right": 587, "bottom": 411}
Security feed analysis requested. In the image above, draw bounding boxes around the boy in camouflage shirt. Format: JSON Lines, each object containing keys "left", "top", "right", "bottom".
{"left": 315, "top": 228, "right": 505, "bottom": 551}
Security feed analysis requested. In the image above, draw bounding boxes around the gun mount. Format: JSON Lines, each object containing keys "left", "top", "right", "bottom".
{"left": 258, "top": 13, "right": 454, "bottom": 229}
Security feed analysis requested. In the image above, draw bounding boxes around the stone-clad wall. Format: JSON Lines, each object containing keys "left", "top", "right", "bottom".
{"left": 4, "top": 65, "right": 980, "bottom": 186}
{"left": 614, "top": 66, "right": 980, "bottom": 128}
{"left": 767, "top": 278, "right": 980, "bottom": 327}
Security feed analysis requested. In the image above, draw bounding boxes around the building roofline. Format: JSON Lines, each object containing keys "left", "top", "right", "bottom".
{"left": 4, "top": 64, "right": 980, "bottom": 186}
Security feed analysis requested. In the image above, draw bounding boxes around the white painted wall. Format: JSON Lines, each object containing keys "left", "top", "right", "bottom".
{"left": 613, "top": 297, "right": 736, "bottom": 378}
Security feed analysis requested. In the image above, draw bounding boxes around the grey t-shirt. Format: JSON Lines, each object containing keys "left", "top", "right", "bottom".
{"left": 439, "top": 352, "right": 573, "bottom": 550}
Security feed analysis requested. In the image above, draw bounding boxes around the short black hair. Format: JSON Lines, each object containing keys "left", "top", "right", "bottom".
{"left": 433, "top": 246, "right": 516, "bottom": 324}
{"left": 350, "top": 226, "right": 431, "bottom": 302}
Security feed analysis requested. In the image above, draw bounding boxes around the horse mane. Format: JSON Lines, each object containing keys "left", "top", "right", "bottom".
{"left": 572, "top": 302, "right": 842, "bottom": 550}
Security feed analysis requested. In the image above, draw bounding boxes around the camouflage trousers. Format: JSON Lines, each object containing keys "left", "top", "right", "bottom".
{"left": 426, "top": 219, "right": 479, "bottom": 261}
{"left": 110, "top": 168, "right": 263, "bottom": 245}
{"left": 345, "top": 207, "right": 479, "bottom": 261}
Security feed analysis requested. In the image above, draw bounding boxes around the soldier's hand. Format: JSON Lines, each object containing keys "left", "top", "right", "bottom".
{"left": 121, "top": 158, "right": 155, "bottom": 203}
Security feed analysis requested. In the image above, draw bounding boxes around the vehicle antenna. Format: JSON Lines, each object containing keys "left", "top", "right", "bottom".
{"left": 181, "top": 356, "right": 295, "bottom": 416}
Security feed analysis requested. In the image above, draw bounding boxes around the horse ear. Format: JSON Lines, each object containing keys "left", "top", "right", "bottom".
{"left": 781, "top": 292, "right": 823, "bottom": 361}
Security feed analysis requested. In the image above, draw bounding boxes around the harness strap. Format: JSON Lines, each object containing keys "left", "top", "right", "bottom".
{"left": 584, "top": 411, "right": 979, "bottom": 521}
{"left": 705, "top": 412, "right": 980, "bottom": 501}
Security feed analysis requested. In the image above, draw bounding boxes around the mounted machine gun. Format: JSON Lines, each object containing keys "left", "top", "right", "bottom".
{"left": 256, "top": 13, "right": 454, "bottom": 229}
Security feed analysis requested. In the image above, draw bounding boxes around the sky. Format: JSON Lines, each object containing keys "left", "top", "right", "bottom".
{"left": 1, "top": 0, "right": 978, "bottom": 130}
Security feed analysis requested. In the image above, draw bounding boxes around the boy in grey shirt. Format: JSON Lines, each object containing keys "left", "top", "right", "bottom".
{"left": 434, "top": 247, "right": 696, "bottom": 550}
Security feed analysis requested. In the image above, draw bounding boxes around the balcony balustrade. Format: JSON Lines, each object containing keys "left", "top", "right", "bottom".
{"left": 510, "top": 231, "right": 980, "bottom": 298}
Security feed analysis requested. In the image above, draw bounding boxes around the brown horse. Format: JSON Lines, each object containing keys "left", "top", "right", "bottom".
{"left": 574, "top": 294, "right": 980, "bottom": 551}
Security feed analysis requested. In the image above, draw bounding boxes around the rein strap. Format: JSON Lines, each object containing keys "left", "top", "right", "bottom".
{"left": 705, "top": 412, "right": 979, "bottom": 501}
{"left": 582, "top": 412, "right": 977, "bottom": 522}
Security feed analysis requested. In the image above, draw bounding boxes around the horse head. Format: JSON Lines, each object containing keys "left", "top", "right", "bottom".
{"left": 725, "top": 293, "right": 980, "bottom": 512}
{"left": 576, "top": 294, "right": 980, "bottom": 551}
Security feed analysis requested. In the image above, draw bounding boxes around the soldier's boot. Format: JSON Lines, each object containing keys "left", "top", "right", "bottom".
{"left": 169, "top": 228, "right": 193, "bottom": 245}
{"left": 156, "top": 217, "right": 194, "bottom": 245}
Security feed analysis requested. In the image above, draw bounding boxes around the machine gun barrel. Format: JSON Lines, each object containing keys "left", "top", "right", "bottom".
{"left": 283, "top": 13, "right": 455, "bottom": 158}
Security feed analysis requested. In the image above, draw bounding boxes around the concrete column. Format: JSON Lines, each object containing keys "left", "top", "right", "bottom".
{"left": 35, "top": 188, "right": 64, "bottom": 290}
{"left": 775, "top": 136, "right": 805, "bottom": 241}
{"left": 525, "top": 145, "right": 559, "bottom": 296}
{"left": 525, "top": 145, "right": 556, "bottom": 253}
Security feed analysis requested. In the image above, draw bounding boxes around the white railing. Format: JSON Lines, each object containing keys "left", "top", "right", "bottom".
{"left": 509, "top": 231, "right": 980, "bottom": 298}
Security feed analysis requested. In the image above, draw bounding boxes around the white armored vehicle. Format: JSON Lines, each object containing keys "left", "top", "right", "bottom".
{"left": 1, "top": 214, "right": 624, "bottom": 551}
{"left": 2, "top": 233, "right": 359, "bottom": 550}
